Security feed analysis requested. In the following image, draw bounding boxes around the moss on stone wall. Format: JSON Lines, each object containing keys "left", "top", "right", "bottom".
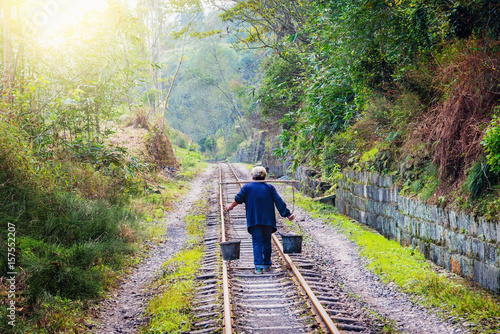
{"left": 337, "top": 170, "right": 500, "bottom": 293}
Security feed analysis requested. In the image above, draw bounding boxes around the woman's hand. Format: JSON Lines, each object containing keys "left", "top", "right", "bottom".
{"left": 227, "top": 201, "right": 238, "bottom": 211}
{"left": 287, "top": 214, "right": 295, "bottom": 221}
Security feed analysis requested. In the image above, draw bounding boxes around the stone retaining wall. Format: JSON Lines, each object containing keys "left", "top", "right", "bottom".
{"left": 294, "top": 165, "right": 332, "bottom": 198}
{"left": 336, "top": 170, "right": 500, "bottom": 293}
{"left": 231, "top": 131, "right": 267, "bottom": 165}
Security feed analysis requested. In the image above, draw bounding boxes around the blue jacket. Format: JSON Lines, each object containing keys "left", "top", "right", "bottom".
{"left": 234, "top": 182, "right": 291, "bottom": 233}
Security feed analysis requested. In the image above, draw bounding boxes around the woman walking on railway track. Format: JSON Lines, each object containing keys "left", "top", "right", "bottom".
{"left": 226, "top": 166, "right": 295, "bottom": 274}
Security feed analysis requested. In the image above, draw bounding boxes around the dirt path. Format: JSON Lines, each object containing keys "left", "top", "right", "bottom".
{"left": 230, "top": 163, "right": 466, "bottom": 334}
{"left": 92, "top": 165, "right": 214, "bottom": 334}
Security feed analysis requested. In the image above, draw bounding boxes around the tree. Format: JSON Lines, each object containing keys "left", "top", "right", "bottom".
{"left": 164, "top": 36, "right": 259, "bottom": 143}
{"left": 2, "top": 0, "right": 12, "bottom": 100}
{"left": 217, "top": 0, "right": 312, "bottom": 50}
{"left": 137, "top": 0, "right": 203, "bottom": 117}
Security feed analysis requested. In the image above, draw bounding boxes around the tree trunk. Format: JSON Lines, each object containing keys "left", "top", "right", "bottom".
{"left": 162, "top": 39, "right": 186, "bottom": 126}
{"left": 211, "top": 45, "right": 248, "bottom": 139}
{"left": 151, "top": 0, "right": 159, "bottom": 112}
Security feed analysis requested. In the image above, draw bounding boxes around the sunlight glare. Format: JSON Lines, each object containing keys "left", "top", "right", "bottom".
{"left": 36, "top": 0, "right": 137, "bottom": 45}
{"left": 43, "top": 0, "right": 105, "bottom": 34}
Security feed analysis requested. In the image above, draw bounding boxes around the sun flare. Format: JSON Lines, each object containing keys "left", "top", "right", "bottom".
{"left": 39, "top": 0, "right": 106, "bottom": 34}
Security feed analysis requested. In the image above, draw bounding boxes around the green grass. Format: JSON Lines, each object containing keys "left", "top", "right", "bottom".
{"left": 133, "top": 145, "right": 209, "bottom": 241}
{"left": 293, "top": 191, "right": 500, "bottom": 333}
{"left": 0, "top": 117, "right": 209, "bottom": 333}
{"left": 144, "top": 249, "right": 203, "bottom": 333}
{"left": 0, "top": 192, "right": 143, "bottom": 333}
{"left": 140, "top": 197, "right": 209, "bottom": 333}
{"left": 0, "top": 295, "right": 92, "bottom": 334}
{"left": 0, "top": 163, "right": 142, "bottom": 333}
{"left": 173, "top": 146, "right": 208, "bottom": 179}
{"left": 240, "top": 162, "right": 254, "bottom": 171}
{"left": 359, "top": 146, "right": 379, "bottom": 164}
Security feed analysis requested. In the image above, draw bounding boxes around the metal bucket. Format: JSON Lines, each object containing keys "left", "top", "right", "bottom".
{"left": 280, "top": 233, "right": 302, "bottom": 254}
{"left": 219, "top": 240, "right": 241, "bottom": 260}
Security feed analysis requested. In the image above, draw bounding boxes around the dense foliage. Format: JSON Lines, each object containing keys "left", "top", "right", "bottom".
{"left": 0, "top": 1, "right": 205, "bottom": 332}
{"left": 221, "top": 0, "right": 500, "bottom": 212}
{"left": 164, "top": 38, "right": 262, "bottom": 158}
{"left": 1, "top": 0, "right": 500, "bottom": 331}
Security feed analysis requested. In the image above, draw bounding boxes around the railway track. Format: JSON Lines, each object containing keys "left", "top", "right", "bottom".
{"left": 221, "top": 163, "right": 372, "bottom": 334}
{"left": 189, "top": 163, "right": 374, "bottom": 333}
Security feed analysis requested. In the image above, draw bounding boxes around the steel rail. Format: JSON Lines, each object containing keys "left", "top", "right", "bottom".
{"left": 272, "top": 234, "right": 341, "bottom": 334}
{"left": 219, "top": 164, "right": 233, "bottom": 334}
{"left": 224, "top": 162, "right": 341, "bottom": 334}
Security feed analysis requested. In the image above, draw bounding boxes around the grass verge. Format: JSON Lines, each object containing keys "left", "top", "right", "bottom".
{"left": 174, "top": 146, "right": 208, "bottom": 179}
{"left": 292, "top": 191, "right": 500, "bottom": 333}
{"left": 140, "top": 197, "right": 209, "bottom": 333}
{"left": 0, "top": 136, "right": 208, "bottom": 333}
{"left": 131, "top": 145, "right": 208, "bottom": 241}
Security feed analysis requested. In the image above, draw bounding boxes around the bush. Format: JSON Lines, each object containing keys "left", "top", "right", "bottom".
{"left": 176, "top": 137, "right": 187, "bottom": 149}
{"left": 417, "top": 40, "right": 500, "bottom": 184}
{"left": 64, "top": 139, "right": 147, "bottom": 196}
{"left": 0, "top": 118, "right": 141, "bottom": 304}
{"left": 220, "top": 133, "right": 244, "bottom": 158}
{"left": 146, "top": 122, "right": 178, "bottom": 169}
{"left": 320, "top": 130, "right": 357, "bottom": 171}
{"left": 5, "top": 193, "right": 139, "bottom": 300}
{"left": 482, "top": 112, "right": 500, "bottom": 175}
{"left": 25, "top": 237, "right": 135, "bottom": 299}
{"left": 465, "top": 158, "right": 499, "bottom": 199}
{"left": 127, "top": 107, "right": 151, "bottom": 130}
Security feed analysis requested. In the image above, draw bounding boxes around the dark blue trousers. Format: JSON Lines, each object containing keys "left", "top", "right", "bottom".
{"left": 249, "top": 225, "right": 273, "bottom": 270}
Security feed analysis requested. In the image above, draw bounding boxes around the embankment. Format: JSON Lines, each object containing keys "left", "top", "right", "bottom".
{"left": 336, "top": 170, "right": 500, "bottom": 293}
